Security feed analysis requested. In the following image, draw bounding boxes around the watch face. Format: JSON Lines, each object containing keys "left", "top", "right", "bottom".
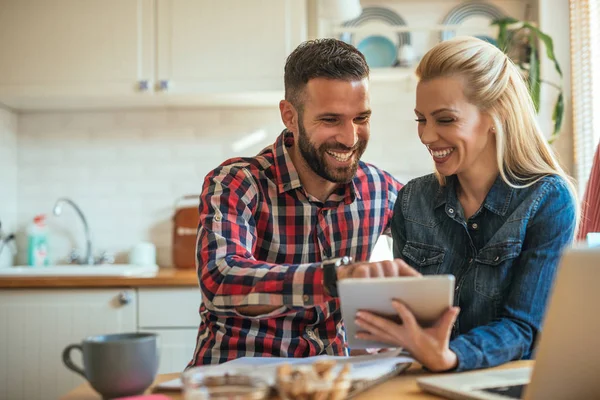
{"left": 335, "top": 256, "right": 352, "bottom": 267}
{"left": 323, "top": 256, "right": 353, "bottom": 269}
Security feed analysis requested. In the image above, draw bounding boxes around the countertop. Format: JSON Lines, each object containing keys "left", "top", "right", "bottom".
{"left": 0, "top": 268, "right": 198, "bottom": 288}
{"left": 61, "top": 360, "right": 534, "bottom": 400}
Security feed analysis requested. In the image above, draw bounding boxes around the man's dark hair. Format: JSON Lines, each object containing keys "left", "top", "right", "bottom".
{"left": 284, "top": 38, "right": 369, "bottom": 111}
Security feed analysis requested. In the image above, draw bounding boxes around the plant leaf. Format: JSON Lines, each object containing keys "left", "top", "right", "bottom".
{"left": 491, "top": 17, "right": 520, "bottom": 26}
{"left": 552, "top": 91, "right": 565, "bottom": 136}
{"left": 523, "top": 22, "right": 563, "bottom": 78}
{"left": 492, "top": 17, "right": 519, "bottom": 51}
{"left": 528, "top": 36, "right": 541, "bottom": 113}
{"left": 497, "top": 23, "right": 509, "bottom": 51}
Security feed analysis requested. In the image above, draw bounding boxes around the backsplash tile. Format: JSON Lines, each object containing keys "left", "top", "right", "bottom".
{"left": 0, "top": 107, "right": 18, "bottom": 238}
{"left": 14, "top": 103, "right": 434, "bottom": 267}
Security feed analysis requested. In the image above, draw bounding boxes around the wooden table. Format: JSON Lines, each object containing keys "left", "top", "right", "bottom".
{"left": 61, "top": 360, "right": 533, "bottom": 399}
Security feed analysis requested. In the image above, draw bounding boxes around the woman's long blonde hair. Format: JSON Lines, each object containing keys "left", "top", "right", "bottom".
{"left": 416, "top": 36, "right": 578, "bottom": 210}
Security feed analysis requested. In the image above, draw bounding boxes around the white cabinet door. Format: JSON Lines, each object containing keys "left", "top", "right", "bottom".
{"left": 0, "top": 289, "right": 137, "bottom": 400}
{"left": 148, "top": 329, "right": 199, "bottom": 373}
{"left": 156, "top": 0, "right": 307, "bottom": 94}
{"left": 138, "top": 287, "right": 201, "bottom": 328}
{"left": 0, "top": 0, "right": 154, "bottom": 98}
{"left": 137, "top": 288, "right": 201, "bottom": 373}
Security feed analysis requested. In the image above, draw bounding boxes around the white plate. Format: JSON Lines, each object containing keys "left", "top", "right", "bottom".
{"left": 340, "top": 6, "right": 411, "bottom": 53}
{"left": 440, "top": 2, "right": 505, "bottom": 41}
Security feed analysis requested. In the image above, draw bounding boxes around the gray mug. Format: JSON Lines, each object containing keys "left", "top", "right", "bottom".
{"left": 62, "top": 332, "right": 159, "bottom": 399}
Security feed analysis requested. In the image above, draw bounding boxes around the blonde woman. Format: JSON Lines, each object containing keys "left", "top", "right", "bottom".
{"left": 354, "top": 36, "right": 578, "bottom": 372}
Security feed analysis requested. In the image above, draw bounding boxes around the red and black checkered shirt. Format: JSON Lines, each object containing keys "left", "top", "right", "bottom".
{"left": 189, "top": 130, "right": 402, "bottom": 365}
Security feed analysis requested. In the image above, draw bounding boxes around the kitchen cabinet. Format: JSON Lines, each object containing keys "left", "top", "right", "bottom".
{"left": 0, "top": 288, "right": 137, "bottom": 400}
{"left": 0, "top": 286, "right": 201, "bottom": 399}
{"left": 0, "top": 0, "right": 307, "bottom": 110}
{"left": 137, "top": 287, "right": 201, "bottom": 374}
{"left": 313, "top": 0, "right": 537, "bottom": 88}
{"left": 0, "top": 0, "right": 154, "bottom": 99}
{"left": 156, "top": 0, "right": 307, "bottom": 95}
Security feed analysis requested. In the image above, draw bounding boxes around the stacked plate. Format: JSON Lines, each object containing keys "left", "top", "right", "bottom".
{"left": 340, "top": 6, "right": 412, "bottom": 68}
{"left": 440, "top": 1, "right": 505, "bottom": 44}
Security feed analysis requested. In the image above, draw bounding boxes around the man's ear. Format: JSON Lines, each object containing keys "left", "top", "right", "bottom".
{"left": 279, "top": 100, "right": 297, "bottom": 132}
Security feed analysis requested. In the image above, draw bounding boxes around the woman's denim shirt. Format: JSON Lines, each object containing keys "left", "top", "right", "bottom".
{"left": 392, "top": 173, "right": 576, "bottom": 371}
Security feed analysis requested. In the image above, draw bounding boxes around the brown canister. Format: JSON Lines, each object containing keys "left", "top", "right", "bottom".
{"left": 172, "top": 195, "right": 200, "bottom": 269}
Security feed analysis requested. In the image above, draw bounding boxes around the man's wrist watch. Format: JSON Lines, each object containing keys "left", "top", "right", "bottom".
{"left": 321, "top": 256, "right": 353, "bottom": 297}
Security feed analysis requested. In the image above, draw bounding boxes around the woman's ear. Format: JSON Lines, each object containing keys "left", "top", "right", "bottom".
{"left": 279, "top": 100, "right": 297, "bottom": 132}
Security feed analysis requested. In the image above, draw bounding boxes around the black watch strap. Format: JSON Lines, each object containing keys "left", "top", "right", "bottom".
{"left": 322, "top": 256, "right": 352, "bottom": 297}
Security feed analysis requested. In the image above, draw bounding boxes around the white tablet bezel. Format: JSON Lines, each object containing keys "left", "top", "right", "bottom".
{"left": 338, "top": 275, "right": 455, "bottom": 349}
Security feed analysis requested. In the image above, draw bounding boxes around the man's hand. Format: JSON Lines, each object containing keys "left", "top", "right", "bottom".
{"left": 337, "top": 259, "right": 421, "bottom": 280}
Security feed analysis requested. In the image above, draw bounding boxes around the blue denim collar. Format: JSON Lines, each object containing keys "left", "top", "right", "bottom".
{"left": 435, "top": 174, "right": 514, "bottom": 217}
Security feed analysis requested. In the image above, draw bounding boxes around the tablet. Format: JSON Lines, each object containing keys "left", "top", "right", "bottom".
{"left": 339, "top": 275, "right": 455, "bottom": 349}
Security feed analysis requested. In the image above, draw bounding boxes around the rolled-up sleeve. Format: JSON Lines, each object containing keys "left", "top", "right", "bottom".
{"left": 197, "top": 165, "right": 331, "bottom": 319}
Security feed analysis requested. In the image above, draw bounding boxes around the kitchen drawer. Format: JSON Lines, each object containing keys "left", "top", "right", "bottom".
{"left": 149, "top": 328, "right": 198, "bottom": 374}
{"left": 138, "top": 288, "right": 201, "bottom": 328}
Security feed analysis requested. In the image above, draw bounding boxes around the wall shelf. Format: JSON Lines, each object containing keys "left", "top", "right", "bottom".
{"left": 332, "top": 24, "right": 496, "bottom": 34}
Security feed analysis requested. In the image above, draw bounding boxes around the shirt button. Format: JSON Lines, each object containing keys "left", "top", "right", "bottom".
{"left": 494, "top": 256, "right": 500, "bottom": 262}
{"left": 448, "top": 208, "right": 454, "bottom": 214}
{"left": 468, "top": 258, "right": 473, "bottom": 263}
{"left": 303, "top": 294, "right": 310, "bottom": 303}
{"left": 306, "top": 330, "right": 316, "bottom": 339}
{"left": 471, "top": 223, "right": 478, "bottom": 230}
{"left": 214, "top": 215, "right": 222, "bottom": 222}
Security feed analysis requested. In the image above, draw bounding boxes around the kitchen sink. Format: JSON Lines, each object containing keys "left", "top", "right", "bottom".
{"left": 0, "top": 264, "right": 159, "bottom": 277}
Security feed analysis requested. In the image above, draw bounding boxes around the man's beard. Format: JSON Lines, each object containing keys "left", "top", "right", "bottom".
{"left": 297, "top": 118, "right": 367, "bottom": 184}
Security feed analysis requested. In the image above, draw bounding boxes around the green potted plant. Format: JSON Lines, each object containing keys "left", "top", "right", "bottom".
{"left": 492, "top": 17, "right": 563, "bottom": 143}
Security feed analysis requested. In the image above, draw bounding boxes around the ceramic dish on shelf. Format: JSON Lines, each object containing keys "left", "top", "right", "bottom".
{"left": 440, "top": 1, "right": 505, "bottom": 42}
{"left": 340, "top": 6, "right": 411, "bottom": 51}
{"left": 357, "top": 35, "right": 398, "bottom": 68}
{"left": 474, "top": 34, "right": 499, "bottom": 47}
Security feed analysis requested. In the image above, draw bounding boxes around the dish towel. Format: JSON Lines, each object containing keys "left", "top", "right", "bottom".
{"left": 577, "top": 141, "right": 600, "bottom": 241}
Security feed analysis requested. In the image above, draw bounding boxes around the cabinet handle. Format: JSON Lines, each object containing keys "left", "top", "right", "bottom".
{"left": 138, "top": 80, "right": 149, "bottom": 91}
{"left": 159, "top": 80, "right": 170, "bottom": 91}
{"left": 118, "top": 291, "right": 132, "bottom": 306}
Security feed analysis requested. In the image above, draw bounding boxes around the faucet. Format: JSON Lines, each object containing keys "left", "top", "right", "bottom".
{"left": 53, "top": 197, "right": 95, "bottom": 265}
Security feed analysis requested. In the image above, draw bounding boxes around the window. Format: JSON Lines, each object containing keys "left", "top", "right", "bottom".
{"left": 570, "top": 0, "right": 600, "bottom": 195}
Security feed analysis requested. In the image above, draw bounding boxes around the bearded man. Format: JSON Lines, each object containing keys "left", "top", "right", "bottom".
{"left": 188, "top": 38, "right": 414, "bottom": 366}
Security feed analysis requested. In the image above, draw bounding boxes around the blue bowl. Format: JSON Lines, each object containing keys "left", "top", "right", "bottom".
{"left": 357, "top": 35, "right": 397, "bottom": 68}
{"left": 475, "top": 35, "right": 499, "bottom": 48}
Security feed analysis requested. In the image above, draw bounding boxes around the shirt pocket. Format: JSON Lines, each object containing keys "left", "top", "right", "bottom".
{"left": 475, "top": 240, "right": 522, "bottom": 299}
{"left": 401, "top": 241, "right": 445, "bottom": 275}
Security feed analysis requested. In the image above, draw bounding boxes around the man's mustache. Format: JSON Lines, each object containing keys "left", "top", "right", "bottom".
{"left": 323, "top": 140, "right": 367, "bottom": 152}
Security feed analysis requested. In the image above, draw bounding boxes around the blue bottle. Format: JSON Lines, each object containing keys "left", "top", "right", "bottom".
{"left": 27, "top": 214, "right": 50, "bottom": 267}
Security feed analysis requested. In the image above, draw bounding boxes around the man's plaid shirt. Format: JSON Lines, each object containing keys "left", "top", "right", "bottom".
{"left": 189, "top": 130, "right": 402, "bottom": 365}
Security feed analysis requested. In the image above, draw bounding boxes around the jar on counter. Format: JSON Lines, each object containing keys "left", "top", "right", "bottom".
{"left": 182, "top": 368, "right": 269, "bottom": 400}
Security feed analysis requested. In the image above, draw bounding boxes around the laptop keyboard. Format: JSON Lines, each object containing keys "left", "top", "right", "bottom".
{"left": 481, "top": 383, "right": 527, "bottom": 399}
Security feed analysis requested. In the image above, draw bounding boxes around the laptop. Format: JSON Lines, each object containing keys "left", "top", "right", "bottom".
{"left": 417, "top": 244, "right": 600, "bottom": 399}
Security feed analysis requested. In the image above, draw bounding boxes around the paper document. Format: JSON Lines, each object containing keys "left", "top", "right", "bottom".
{"left": 157, "top": 349, "right": 414, "bottom": 390}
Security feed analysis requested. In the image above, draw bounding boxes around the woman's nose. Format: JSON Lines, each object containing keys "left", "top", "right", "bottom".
{"left": 419, "top": 122, "right": 438, "bottom": 144}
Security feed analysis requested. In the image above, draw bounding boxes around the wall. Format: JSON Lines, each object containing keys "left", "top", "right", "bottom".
{"left": 0, "top": 107, "right": 18, "bottom": 260}
{"left": 14, "top": 105, "right": 430, "bottom": 266}
{"left": 10, "top": 0, "right": 575, "bottom": 267}
{"left": 538, "top": 0, "right": 574, "bottom": 178}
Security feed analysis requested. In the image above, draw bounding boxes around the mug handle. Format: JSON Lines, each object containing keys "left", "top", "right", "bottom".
{"left": 62, "top": 344, "right": 86, "bottom": 378}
